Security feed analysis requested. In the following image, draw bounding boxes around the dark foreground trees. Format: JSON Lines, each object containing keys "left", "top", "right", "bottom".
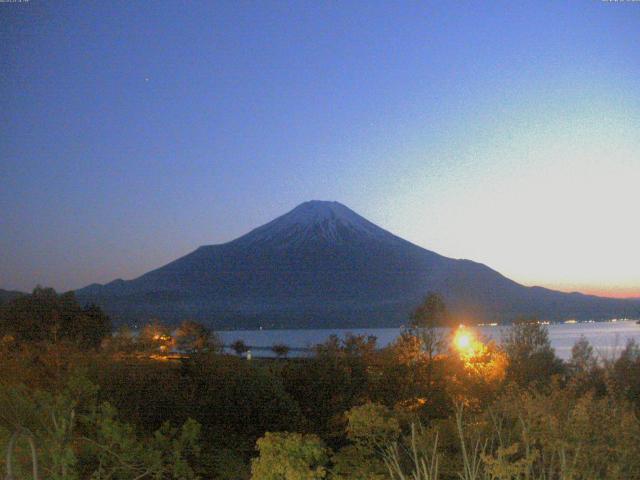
{"left": 409, "top": 293, "right": 451, "bottom": 362}
{"left": 2, "top": 289, "right": 640, "bottom": 479}
{"left": 0, "top": 287, "right": 111, "bottom": 349}
{"left": 249, "top": 314, "right": 640, "bottom": 480}
{"left": 502, "top": 316, "right": 565, "bottom": 386}
{"left": 0, "top": 372, "right": 201, "bottom": 480}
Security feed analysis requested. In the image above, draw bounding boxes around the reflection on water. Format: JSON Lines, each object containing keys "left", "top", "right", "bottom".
{"left": 217, "top": 320, "right": 640, "bottom": 360}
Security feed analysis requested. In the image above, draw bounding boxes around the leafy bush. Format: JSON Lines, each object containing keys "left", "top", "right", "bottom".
{"left": 0, "top": 372, "right": 202, "bottom": 480}
{"left": 251, "top": 432, "right": 330, "bottom": 480}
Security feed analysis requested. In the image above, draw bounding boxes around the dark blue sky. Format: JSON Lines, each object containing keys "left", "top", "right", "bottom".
{"left": 2, "top": 1, "right": 639, "bottom": 296}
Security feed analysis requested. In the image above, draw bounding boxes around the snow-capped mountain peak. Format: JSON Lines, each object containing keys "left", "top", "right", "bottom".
{"left": 232, "top": 200, "right": 399, "bottom": 247}
{"left": 76, "top": 200, "right": 640, "bottom": 328}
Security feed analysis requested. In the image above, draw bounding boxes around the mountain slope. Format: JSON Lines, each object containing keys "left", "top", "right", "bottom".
{"left": 76, "top": 201, "right": 640, "bottom": 328}
{"left": 0, "top": 289, "right": 25, "bottom": 305}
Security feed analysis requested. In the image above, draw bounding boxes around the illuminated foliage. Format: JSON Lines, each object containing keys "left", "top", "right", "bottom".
{"left": 138, "top": 321, "right": 174, "bottom": 353}
{"left": 451, "top": 326, "right": 508, "bottom": 383}
{"left": 345, "top": 402, "right": 400, "bottom": 448}
{"left": 332, "top": 402, "right": 401, "bottom": 480}
{"left": 251, "top": 432, "right": 330, "bottom": 480}
{"left": 3, "top": 288, "right": 640, "bottom": 479}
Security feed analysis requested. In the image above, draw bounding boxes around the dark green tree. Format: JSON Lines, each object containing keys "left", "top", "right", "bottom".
{"left": 271, "top": 343, "right": 291, "bottom": 358}
{"left": 410, "top": 293, "right": 449, "bottom": 328}
{"left": 231, "top": 339, "right": 249, "bottom": 356}
{"left": 409, "top": 293, "right": 452, "bottom": 390}
{"left": 610, "top": 339, "right": 640, "bottom": 408}
{"left": 175, "top": 320, "right": 221, "bottom": 354}
{"left": 251, "top": 432, "right": 330, "bottom": 480}
{"left": 567, "top": 336, "right": 606, "bottom": 397}
{"left": 409, "top": 293, "right": 451, "bottom": 359}
{"left": 568, "top": 335, "right": 597, "bottom": 374}
{"left": 283, "top": 335, "right": 375, "bottom": 438}
{"left": 73, "top": 303, "right": 112, "bottom": 349}
{"left": 331, "top": 402, "right": 401, "bottom": 480}
{"left": 0, "top": 287, "right": 111, "bottom": 349}
{"left": 503, "top": 317, "right": 564, "bottom": 386}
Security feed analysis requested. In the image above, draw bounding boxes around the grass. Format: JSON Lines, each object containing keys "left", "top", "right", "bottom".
{"left": 383, "top": 405, "right": 584, "bottom": 480}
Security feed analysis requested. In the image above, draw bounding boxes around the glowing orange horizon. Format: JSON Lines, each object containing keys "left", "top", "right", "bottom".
{"left": 583, "top": 289, "right": 640, "bottom": 299}
{"left": 545, "top": 285, "right": 640, "bottom": 300}
{"left": 526, "top": 282, "right": 640, "bottom": 300}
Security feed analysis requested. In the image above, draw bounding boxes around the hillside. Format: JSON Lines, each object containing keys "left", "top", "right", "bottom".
{"left": 0, "top": 289, "right": 25, "bottom": 305}
{"left": 76, "top": 201, "right": 640, "bottom": 328}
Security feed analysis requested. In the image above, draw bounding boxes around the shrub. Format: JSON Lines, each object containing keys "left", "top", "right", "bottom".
{"left": 251, "top": 432, "right": 330, "bottom": 480}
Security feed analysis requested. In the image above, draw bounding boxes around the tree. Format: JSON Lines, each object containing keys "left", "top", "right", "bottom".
{"left": 83, "top": 404, "right": 201, "bottom": 480}
{"left": 231, "top": 339, "right": 249, "bottom": 356}
{"left": 272, "top": 343, "right": 291, "bottom": 358}
{"left": 0, "top": 286, "right": 58, "bottom": 343}
{"left": 609, "top": 339, "right": 640, "bottom": 407}
{"left": 331, "top": 403, "right": 400, "bottom": 480}
{"left": 567, "top": 336, "right": 605, "bottom": 397}
{"left": 251, "top": 432, "right": 330, "bottom": 480}
{"left": 103, "top": 325, "right": 137, "bottom": 354}
{"left": 409, "top": 293, "right": 450, "bottom": 360}
{"left": 331, "top": 445, "right": 387, "bottom": 480}
{"left": 503, "top": 317, "right": 564, "bottom": 386}
{"left": 409, "top": 293, "right": 452, "bottom": 389}
{"left": 296, "top": 334, "right": 378, "bottom": 436}
{"left": 569, "top": 336, "right": 597, "bottom": 374}
{"left": 0, "top": 287, "right": 111, "bottom": 349}
{"left": 174, "top": 320, "right": 221, "bottom": 354}
{"left": 410, "top": 293, "right": 449, "bottom": 328}
{"left": 138, "top": 321, "right": 174, "bottom": 353}
{"left": 176, "top": 354, "right": 305, "bottom": 442}
{"left": 73, "top": 303, "right": 112, "bottom": 349}
{"left": 0, "top": 372, "right": 202, "bottom": 480}
{"left": 366, "top": 332, "right": 424, "bottom": 409}
{"left": 344, "top": 402, "right": 401, "bottom": 448}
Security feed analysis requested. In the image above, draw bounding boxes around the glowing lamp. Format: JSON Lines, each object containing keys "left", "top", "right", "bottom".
{"left": 453, "top": 326, "right": 474, "bottom": 353}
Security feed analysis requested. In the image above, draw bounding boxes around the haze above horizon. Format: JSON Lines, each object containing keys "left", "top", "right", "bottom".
{"left": 1, "top": 1, "right": 639, "bottom": 297}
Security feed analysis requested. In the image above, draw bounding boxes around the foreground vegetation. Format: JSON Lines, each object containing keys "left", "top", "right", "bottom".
{"left": 1, "top": 289, "right": 639, "bottom": 479}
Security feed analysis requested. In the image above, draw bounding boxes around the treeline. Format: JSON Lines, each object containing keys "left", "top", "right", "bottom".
{"left": 0, "top": 289, "right": 639, "bottom": 479}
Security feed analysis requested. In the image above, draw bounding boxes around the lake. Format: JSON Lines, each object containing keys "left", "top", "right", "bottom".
{"left": 217, "top": 320, "right": 640, "bottom": 360}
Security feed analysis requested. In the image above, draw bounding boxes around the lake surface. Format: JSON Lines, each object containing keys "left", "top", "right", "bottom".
{"left": 217, "top": 320, "right": 640, "bottom": 360}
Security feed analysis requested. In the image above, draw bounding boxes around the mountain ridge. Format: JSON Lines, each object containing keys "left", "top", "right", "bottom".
{"left": 0, "top": 289, "right": 25, "bottom": 304}
{"left": 76, "top": 201, "right": 640, "bottom": 328}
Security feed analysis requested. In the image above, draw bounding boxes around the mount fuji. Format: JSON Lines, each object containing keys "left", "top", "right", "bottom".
{"left": 76, "top": 201, "right": 640, "bottom": 328}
